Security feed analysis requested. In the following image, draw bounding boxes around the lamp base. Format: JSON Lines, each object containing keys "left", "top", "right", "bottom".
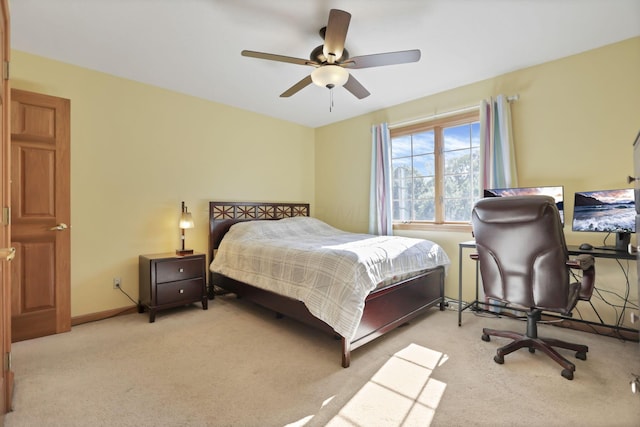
{"left": 176, "top": 249, "right": 194, "bottom": 256}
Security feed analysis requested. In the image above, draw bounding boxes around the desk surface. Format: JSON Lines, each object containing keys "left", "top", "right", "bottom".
{"left": 459, "top": 240, "right": 635, "bottom": 261}
{"left": 566, "top": 244, "right": 635, "bottom": 260}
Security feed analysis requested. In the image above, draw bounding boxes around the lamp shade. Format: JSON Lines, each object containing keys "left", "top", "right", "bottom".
{"left": 179, "top": 212, "right": 194, "bottom": 229}
{"left": 177, "top": 201, "right": 194, "bottom": 255}
{"left": 311, "top": 65, "right": 349, "bottom": 88}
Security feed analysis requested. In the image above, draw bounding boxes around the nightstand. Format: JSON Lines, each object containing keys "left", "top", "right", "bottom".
{"left": 138, "top": 252, "right": 208, "bottom": 322}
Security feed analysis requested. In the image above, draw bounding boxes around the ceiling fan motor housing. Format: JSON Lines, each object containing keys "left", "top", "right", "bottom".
{"left": 310, "top": 45, "right": 349, "bottom": 64}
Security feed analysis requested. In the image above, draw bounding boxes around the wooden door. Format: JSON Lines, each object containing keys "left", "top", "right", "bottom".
{"left": 10, "top": 89, "right": 70, "bottom": 342}
{"left": 0, "top": 0, "right": 10, "bottom": 414}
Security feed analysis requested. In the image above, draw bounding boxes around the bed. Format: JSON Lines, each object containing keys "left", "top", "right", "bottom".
{"left": 208, "top": 201, "right": 450, "bottom": 367}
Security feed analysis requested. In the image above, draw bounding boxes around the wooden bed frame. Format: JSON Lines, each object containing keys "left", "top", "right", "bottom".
{"left": 207, "top": 201, "right": 446, "bottom": 367}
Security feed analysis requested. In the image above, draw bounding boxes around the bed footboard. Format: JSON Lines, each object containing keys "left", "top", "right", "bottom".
{"left": 212, "top": 265, "right": 445, "bottom": 368}
{"left": 342, "top": 266, "right": 445, "bottom": 367}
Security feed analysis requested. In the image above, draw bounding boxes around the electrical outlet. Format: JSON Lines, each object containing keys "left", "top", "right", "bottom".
{"left": 113, "top": 277, "right": 121, "bottom": 289}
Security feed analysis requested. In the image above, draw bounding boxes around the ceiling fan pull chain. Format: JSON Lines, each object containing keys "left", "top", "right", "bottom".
{"left": 329, "top": 88, "right": 334, "bottom": 112}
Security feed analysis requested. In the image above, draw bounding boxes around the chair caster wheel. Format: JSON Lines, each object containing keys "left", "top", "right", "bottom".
{"left": 494, "top": 355, "right": 504, "bottom": 364}
{"left": 575, "top": 351, "right": 587, "bottom": 361}
{"left": 481, "top": 334, "right": 490, "bottom": 342}
{"left": 561, "top": 369, "right": 574, "bottom": 380}
{"left": 528, "top": 347, "right": 535, "bottom": 353}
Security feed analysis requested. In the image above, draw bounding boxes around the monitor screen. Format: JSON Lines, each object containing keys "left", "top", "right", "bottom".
{"left": 483, "top": 185, "right": 565, "bottom": 224}
{"left": 572, "top": 188, "right": 635, "bottom": 233}
{"left": 572, "top": 188, "right": 635, "bottom": 251}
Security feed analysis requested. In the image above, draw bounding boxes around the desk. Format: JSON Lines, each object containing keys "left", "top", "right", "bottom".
{"left": 457, "top": 241, "right": 638, "bottom": 340}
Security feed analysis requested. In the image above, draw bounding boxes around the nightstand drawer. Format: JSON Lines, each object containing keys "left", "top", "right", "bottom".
{"left": 155, "top": 258, "right": 203, "bottom": 283}
{"left": 156, "top": 278, "right": 204, "bottom": 305}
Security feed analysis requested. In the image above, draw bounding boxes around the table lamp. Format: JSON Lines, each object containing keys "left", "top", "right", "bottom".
{"left": 176, "top": 201, "right": 194, "bottom": 256}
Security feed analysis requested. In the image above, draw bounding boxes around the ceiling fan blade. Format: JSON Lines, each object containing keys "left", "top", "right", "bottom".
{"left": 280, "top": 75, "right": 313, "bottom": 97}
{"left": 343, "top": 74, "right": 370, "bottom": 99}
{"left": 323, "top": 9, "right": 351, "bottom": 62}
{"left": 242, "top": 50, "right": 316, "bottom": 66}
{"left": 345, "top": 49, "right": 421, "bottom": 69}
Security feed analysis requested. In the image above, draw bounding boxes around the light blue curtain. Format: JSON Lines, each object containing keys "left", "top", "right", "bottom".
{"left": 369, "top": 123, "right": 393, "bottom": 235}
{"left": 479, "top": 95, "right": 518, "bottom": 189}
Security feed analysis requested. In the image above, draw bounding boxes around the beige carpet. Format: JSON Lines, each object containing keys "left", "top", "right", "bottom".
{"left": 4, "top": 295, "right": 640, "bottom": 427}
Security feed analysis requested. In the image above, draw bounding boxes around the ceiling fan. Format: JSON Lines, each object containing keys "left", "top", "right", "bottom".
{"left": 241, "top": 9, "right": 421, "bottom": 100}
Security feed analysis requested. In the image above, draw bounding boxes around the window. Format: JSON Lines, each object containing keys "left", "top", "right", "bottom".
{"left": 391, "top": 111, "right": 480, "bottom": 228}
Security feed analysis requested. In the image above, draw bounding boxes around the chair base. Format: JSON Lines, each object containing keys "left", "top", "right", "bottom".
{"left": 481, "top": 311, "right": 588, "bottom": 380}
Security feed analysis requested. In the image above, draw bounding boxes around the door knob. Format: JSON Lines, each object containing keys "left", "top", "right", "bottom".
{"left": 49, "top": 223, "right": 68, "bottom": 231}
{"left": 0, "top": 247, "right": 15, "bottom": 261}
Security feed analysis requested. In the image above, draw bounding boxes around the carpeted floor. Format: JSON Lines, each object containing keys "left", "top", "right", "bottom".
{"left": 4, "top": 295, "right": 640, "bottom": 426}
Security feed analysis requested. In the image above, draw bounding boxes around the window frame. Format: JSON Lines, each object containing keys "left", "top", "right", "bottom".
{"left": 390, "top": 110, "right": 480, "bottom": 232}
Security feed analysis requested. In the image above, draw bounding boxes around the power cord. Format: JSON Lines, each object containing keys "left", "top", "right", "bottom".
{"left": 116, "top": 285, "right": 139, "bottom": 306}
{"left": 570, "top": 255, "right": 638, "bottom": 331}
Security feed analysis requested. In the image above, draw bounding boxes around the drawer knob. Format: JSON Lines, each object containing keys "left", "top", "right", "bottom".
{"left": 179, "top": 268, "right": 184, "bottom": 273}
{"left": 179, "top": 289, "right": 184, "bottom": 294}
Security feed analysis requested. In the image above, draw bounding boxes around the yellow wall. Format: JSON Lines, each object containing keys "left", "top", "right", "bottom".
{"left": 11, "top": 50, "right": 315, "bottom": 317}
{"left": 315, "top": 37, "right": 640, "bottom": 328}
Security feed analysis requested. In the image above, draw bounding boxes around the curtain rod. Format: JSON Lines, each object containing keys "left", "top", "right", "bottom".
{"left": 388, "top": 94, "right": 519, "bottom": 129}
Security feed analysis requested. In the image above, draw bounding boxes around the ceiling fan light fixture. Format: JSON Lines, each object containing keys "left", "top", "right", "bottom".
{"left": 311, "top": 65, "right": 348, "bottom": 88}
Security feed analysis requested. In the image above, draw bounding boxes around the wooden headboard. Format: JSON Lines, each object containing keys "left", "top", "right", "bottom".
{"left": 208, "top": 201, "right": 310, "bottom": 262}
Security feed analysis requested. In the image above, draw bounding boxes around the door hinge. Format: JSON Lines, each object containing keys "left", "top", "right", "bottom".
{"left": 4, "top": 352, "right": 10, "bottom": 371}
{"left": 2, "top": 60, "right": 8, "bottom": 80}
{"left": 2, "top": 207, "right": 9, "bottom": 226}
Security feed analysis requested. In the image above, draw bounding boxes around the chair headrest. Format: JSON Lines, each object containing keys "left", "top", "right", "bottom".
{"left": 473, "top": 195, "right": 557, "bottom": 224}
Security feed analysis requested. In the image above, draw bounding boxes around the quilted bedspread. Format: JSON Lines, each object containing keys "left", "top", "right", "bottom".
{"left": 210, "top": 217, "right": 450, "bottom": 340}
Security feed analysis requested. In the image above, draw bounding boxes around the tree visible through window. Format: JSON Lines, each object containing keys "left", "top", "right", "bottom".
{"left": 391, "top": 111, "right": 481, "bottom": 226}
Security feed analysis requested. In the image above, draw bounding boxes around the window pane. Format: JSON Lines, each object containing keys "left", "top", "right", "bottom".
{"left": 393, "top": 199, "right": 412, "bottom": 222}
{"left": 392, "top": 157, "right": 411, "bottom": 178}
{"left": 412, "top": 153, "right": 435, "bottom": 177}
{"left": 413, "top": 176, "right": 435, "bottom": 221}
{"left": 413, "top": 175, "right": 435, "bottom": 200}
{"left": 412, "top": 131, "right": 434, "bottom": 156}
{"left": 391, "top": 135, "right": 411, "bottom": 159}
{"left": 441, "top": 121, "right": 480, "bottom": 222}
{"left": 443, "top": 149, "right": 468, "bottom": 175}
{"left": 443, "top": 124, "right": 471, "bottom": 151}
{"left": 445, "top": 197, "right": 472, "bottom": 222}
{"left": 471, "top": 122, "right": 480, "bottom": 147}
{"left": 414, "top": 201, "right": 435, "bottom": 221}
{"left": 393, "top": 178, "right": 412, "bottom": 205}
{"left": 471, "top": 147, "right": 481, "bottom": 201}
{"left": 444, "top": 174, "right": 470, "bottom": 198}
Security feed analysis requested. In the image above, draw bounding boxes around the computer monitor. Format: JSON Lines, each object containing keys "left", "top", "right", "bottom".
{"left": 483, "top": 185, "right": 565, "bottom": 225}
{"left": 571, "top": 188, "right": 635, "bottom": 251}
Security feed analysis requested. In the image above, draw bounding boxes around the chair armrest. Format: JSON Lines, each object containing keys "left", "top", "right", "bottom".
{"left": 567, "top": 254, "right": 596, "bottom": 301}
{"left": 566, "top": 254, "right": 594, "bottom": 271}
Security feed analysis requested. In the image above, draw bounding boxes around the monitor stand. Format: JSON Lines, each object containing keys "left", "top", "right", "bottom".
{"left": 595, "top": 232, "right": 631, "bottom": 252}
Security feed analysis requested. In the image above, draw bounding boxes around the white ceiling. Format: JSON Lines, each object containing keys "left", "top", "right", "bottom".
{"left": 9, "top": 0, "right": 640, "bottom": 128}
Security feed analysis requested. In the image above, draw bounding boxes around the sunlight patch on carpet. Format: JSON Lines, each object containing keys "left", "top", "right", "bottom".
{"left": 325, "top": 343, "right": 447, "bottom": 426}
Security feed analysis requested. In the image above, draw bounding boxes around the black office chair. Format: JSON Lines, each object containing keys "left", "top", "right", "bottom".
{"left": 471, "top": 195, "right": 596, "bottom": 380}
